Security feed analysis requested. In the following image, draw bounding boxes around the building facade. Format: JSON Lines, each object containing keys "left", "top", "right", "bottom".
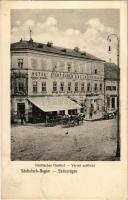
{"left": 104, "top": 62, "right": 119, "bottom": 113}
{"left": 11, "top": 38, "right": 106, "bottom": 123}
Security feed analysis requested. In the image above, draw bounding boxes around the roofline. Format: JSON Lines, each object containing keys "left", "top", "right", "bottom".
{"left": 11, "top": 41, "right": 105, "bottom": 62}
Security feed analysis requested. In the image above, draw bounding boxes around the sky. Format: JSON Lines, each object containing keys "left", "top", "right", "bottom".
{"left": 11, "top": 9, "right": 120, "bottom": 63}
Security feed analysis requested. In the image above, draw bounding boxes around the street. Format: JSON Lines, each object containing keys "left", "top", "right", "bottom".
{"left": 11, "top": 118, "right": 118, "bottom": 161}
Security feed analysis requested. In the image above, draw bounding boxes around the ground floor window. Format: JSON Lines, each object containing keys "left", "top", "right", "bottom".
{"left": 112, "top": 97, "right": 115, "bottom": 109}
{"left": 59, "top": 110, "right": 65, "bottom": 115}
{"left": 68, "top": 109, "right": 77, "bottom": 115}
{"left": 107, "top": 97, "right": 110, "bottom": 108}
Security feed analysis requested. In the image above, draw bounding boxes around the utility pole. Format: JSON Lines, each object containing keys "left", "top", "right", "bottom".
{"left": 107, "top": 34, "right": 120, "bottom": 158}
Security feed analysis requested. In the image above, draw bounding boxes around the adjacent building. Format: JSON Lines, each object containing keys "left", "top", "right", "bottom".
{"left": 11, "top": 38, "right": 119, "bottom": 123}
{"left": 104, "top": 62, "right": 120, "bottom": 113}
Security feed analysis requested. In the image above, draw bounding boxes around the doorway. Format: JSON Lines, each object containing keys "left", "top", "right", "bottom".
{"left": 17, "top": 103, "right": 25, "bottom": 118}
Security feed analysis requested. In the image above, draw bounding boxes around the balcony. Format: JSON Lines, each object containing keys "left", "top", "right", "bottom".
{"left": 12, "top": 89, "right": 28, "bottom": 96}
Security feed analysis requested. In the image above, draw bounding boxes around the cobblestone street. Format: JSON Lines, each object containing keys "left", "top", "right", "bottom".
{"left": 11, "top": 118, "right": 118, "bottom": 161}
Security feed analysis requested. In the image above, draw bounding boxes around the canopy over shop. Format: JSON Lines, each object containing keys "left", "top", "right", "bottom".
{"left": 27, "top": 96, "right": 81, "bottom": 123}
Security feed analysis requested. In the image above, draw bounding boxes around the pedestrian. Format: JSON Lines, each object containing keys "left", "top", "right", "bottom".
{"left": 20, "top": 113, "right": 24, "bottom": 125}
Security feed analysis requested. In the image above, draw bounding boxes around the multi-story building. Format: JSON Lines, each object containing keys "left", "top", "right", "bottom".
{"left": 104, "top": 62, "right": 119, "bottom": 113}
{"left": 11, "top": 38, "right": 105, "bottom": 123}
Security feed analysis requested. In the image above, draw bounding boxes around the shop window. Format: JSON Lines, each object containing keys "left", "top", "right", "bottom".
{"left": 33, "top": 81, "right": 38, "bottom": 93}
{"left": 75, "top": 82, "right": 78, "bottom": 92}
{"left": 112, "top": 97, "right": 115, "bottom": 109}
{"left": 81, "top": 82, "right": 85, "bottom": 92}
{"left": 53, "top": 81, "right": 57, "bottom": 92}
{"left": 107, "top": 97, "right": 110, "bottom": 108}
{"left": 42, "top": 82, "right": 46, "bottom": 92}
{"left": 18, "top": 59, "right": 23, "bottom": 69}
{"left": 68, "top": 82, "right": 71, "bottom": 92}
{"left": 60, "top": 82, "right": 64, "bottom": 92}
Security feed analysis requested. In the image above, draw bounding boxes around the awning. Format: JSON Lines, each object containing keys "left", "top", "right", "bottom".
{"left": 28, "top": 96, "right": 81, "bottom": 112}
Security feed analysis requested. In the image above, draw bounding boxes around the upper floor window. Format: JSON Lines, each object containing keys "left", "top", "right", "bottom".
{"left": 53, "top": 81, "right": 57, "bottom": 92}
{"left": 18, "top": 81, "right": 24, "bottom": 92}
{"left": 75, "top": 82, "right": 78, "bottom": 92}
{"left": 106, "top": 86, "right": 111, "bottom": 91}
{"left": 94, "top": 69, "right": 97, "bottom": 74}
{"left": 111, "top": 86, "right": 116, "bottom": 91}
{"left": 18, "top": 59, "right": 23, "bottom": 69}
{"left": 52, "top": 65, "right": 57, "bottom": 71}
{"left": 60, "top": 82, "right": 64, "bottom": 92}
{"left": 33, "top": 81, "right": 38, "bottom": 93}
{"left": 68, "top": 82, "right": 71, "bottom": 92}
{"left": 67, "top": 63, "right": 72, "bottom": 72}
{"left": 100, "top": 83, "right": 102, "bottom": 91}
{"left": 42, "top": 82, "right": 46, "bottom": 92}
{"left": 81, "top": 82, "right": 85, "bottom": 92}
{"left": 94, "top": 83, "right": 98, "bottom": 91}
{"left": 31, "top": 59, "right": 38, "bottom": 69}
{"left": 87, "top": 82, "right": 90, "bottom": 92}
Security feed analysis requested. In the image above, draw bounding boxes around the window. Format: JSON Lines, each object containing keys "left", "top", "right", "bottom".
{"left": 33, "top": 81, "right": 38, "bottom": 93}
{"left": 18, "top": 82, "right": 24, "bottom": 92}
{"left": 18, "top": 59, "right": 23, "bottom": 69}
{"left": 60, "top": 82, "right": 64, "bottom": 92}
{"left": 53, "top": 81, "right": 57, "bottom": 92}
{"left": 112, "top": 97, "right": 115, "bottom": 109}
{"left": 100, "top": 83, "right": 102, "bottom": 91}
{"left": 94, "top": 69, "right": 97, "bottom": 74}
{"left": 31, "top": 59, "right": 38, "bottom": 69}
{"left": 107, "top": 97, "right": 110, "bottom": 108}
{"left": 81, "top": 82, "right": 85, "bottom": 92}
{"left": 94, "top": 83, "right": 97, "bottom": 91}
{"left": 68, "top": 82, "right": 71, "bottom": 92}
{"left": 42, "top": 82, "right": 46, "bottom": 92}
{"left": 111, "top": 86, "right": 116, "bottom": 91}
{"left": 106, "top": 86, "right": 111, "bottom": 91}
{"left": 67, "top": 63, "right": 72, "bottom": 72}
{"left": 87, "top": 82, "right": 90, "bottom": 92}
{"left": 75, "top": 82, "right": 78, "bottom": 92}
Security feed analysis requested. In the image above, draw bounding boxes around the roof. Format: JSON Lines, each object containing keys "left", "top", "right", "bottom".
{"left": 104, "top": 62, "right": 120, "bottom": 80}
{"left": 11, "top": 39, "right": 105, "bottom": 62}
{"left": 28, "top": 96, "right": 81, "bottom": 112}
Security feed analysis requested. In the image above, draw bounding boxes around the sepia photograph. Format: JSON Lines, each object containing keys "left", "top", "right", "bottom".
{"left": 11, "top": 9, "right": 120, "bottom": 161}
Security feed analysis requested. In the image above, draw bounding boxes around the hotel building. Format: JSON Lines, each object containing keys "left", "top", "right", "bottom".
{"left": 11, "top": 38, "right": 106, "bottom": 123}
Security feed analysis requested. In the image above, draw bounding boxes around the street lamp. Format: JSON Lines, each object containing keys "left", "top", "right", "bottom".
{"left": 107, "top": 34, "right": 120, "bottom": 158}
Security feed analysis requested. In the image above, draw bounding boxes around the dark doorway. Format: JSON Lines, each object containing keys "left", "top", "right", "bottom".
{"left": 32, "top": 105, "right": 46, "bottom": 123}
{"left": 17, "top": 103, "right": 25, "bottom": 118}
{"left": 112, "top": 97, "right": 115, "bottom": 109}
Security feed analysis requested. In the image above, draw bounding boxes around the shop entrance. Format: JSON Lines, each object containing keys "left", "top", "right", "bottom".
{"left": 17, "top": 103, "right": 25, "bottom": 118}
